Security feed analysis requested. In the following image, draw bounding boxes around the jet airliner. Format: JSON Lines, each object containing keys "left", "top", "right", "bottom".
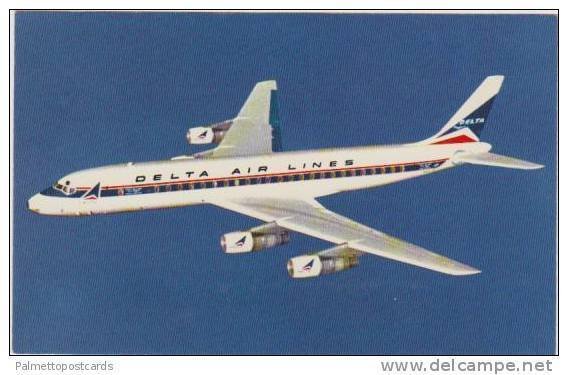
{"left": 28, "top": 76, "right": 543, "bottom": 278}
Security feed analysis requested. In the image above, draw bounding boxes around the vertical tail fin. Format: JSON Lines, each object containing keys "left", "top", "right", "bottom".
{"left": 422, "top": 75, "right": 504, "bottom": 145}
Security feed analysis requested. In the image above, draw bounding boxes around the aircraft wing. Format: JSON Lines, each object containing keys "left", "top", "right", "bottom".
{"left": 210, "top": 197, "right": 480, "bottom": 276}
{"left": 195, "top": 81, "right": 281, "bottom": 159}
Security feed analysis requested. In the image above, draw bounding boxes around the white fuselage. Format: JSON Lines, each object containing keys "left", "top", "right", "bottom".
{"left": 28, "top": 142, "right": 491, "bottom": 216}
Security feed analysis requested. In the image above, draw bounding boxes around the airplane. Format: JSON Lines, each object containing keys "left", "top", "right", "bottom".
{"left": 28, "top": 76, "right": 544, "bottom": 278}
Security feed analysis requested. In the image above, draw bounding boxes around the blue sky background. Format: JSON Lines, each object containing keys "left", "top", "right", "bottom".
{"left": 13, "top": 13, "right": 557, "bottom": 354}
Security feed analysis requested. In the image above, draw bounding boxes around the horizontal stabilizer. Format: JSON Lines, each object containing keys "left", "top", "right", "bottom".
{"left": 453, "top": 152, "right": 544, "bottom": 170}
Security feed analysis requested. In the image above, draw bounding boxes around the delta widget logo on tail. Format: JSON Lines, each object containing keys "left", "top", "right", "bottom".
{"left": 443, "top": 97, "right": 495, "bottom": 138}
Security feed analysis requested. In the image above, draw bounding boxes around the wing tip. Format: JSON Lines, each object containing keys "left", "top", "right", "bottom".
{"left": 450, "top": 266, "right": 482, "bottom": 276}
{"left": 487, "top": 74, "right": 505, "bottom": 80}
{"left": 485, "top": 75, "right": 505, "bottom": 88}
{"left": 255, "top": 80, "right": 277, "bottom": 90}
{"left": 527, "top": 163, "right": 545, "bottom": 170}
{"left": 512, "top": 161, "right": 545, "bottom": 170}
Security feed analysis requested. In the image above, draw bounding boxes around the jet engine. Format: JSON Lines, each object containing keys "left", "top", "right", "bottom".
{"left": 221, "top": 227, "right": 290, "bottom": 254}
{"left": 186, "top": 120, "right": 232, "bottom": 145}
{"left": 287, "top": 253, "right": 359, "bottom": 278}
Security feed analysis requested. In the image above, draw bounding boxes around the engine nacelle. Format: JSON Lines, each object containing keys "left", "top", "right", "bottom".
{"left": 186, "top": 120, "right": 232, "bottom": 145}
{"left": 221, "top": 230, "right": 290, "bottom": 254}
{"left": 287, "top": 254, "right": 359, "bottom": 278}
{"left": 187, "top": 127, "right": 214, "bottom": 144}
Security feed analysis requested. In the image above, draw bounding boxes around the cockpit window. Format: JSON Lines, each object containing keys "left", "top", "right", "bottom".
{"left": 53, "top": 180, "right": 76, "bottom": 195}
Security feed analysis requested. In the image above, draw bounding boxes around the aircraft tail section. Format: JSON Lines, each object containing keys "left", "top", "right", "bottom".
{"left": 420, "top": 75, "right": 504, "bottom": 145}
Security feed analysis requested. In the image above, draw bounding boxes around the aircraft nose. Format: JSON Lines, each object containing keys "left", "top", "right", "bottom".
{"left": 27, "top": 194, "right": 42, "bottom": 213}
